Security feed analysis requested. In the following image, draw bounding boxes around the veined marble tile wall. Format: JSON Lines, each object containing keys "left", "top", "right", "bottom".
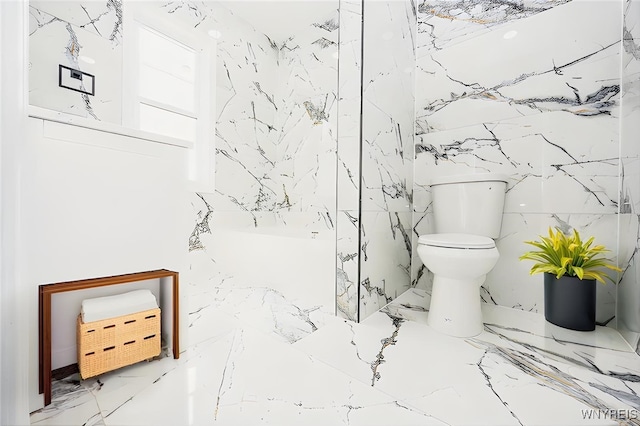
{"left": 359, "top": 0, "right": 416, "bottom": 320}
{"left": 619, "top": 0, "right": 640, "bottom": 352}
{"left": 200, "top": 5, "right": 340, "bottom": 223}
{"left": 413, "top": 0, "right": 626, "bottom": 323}
{"left": 29, "top": 0, "right": 123, "bottom": 122}
{"left": 172, "top": 1, "right": 341, "bottom": 319}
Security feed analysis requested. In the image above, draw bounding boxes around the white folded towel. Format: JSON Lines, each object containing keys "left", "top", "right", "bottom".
{"left": 81, "top": 289, "right": 159, "bottom": 323}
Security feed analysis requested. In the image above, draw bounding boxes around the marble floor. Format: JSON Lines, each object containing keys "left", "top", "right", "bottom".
{"left": 31, "top": 277, "right": 640, "bottom": 426}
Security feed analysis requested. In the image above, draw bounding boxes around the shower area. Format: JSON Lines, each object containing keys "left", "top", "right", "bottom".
{"left": 183, "top": 0, "right": 416, "bottom": 332}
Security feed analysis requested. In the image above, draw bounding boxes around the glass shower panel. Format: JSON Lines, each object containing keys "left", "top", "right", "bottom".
{"left": 358, "top": 0, "right": 416, "bottom": 320}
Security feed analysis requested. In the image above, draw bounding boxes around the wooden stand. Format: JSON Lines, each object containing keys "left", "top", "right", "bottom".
{"left": 39, "top": 269, "right": 180, "bottom": 406}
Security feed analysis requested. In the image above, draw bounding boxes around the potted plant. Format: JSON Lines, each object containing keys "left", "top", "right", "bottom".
{"left": 519, "top": 227, "right": 622, "bottom": 331}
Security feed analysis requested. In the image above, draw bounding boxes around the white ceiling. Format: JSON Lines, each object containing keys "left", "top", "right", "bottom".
{"left": 218, "top": 0, "right": 338, "bottom": 42}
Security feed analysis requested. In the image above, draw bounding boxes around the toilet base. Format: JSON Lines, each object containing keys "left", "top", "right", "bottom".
{"left": 427, "top": 275, "right": 485, "bottom": 338}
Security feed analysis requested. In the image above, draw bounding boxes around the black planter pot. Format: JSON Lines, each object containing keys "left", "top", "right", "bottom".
{"left": 544, "top": 273, "right": 596, "bottom": 331}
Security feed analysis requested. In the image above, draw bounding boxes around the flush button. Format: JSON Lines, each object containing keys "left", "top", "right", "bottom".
{"left": 59, "top": 64, "right": 95, "bottom": 96}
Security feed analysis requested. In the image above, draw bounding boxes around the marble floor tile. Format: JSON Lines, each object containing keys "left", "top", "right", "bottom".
{"left": 101, "top": 326, "right": 447, "bottom": 425}
{"left": 295, "top": 315, "right": 522, "bottom": 425}
{"left": 295, "top": 289, "right": 640, "bottom": 426}
{"left": 187, "top": 268, "right": 336, "bottom": 345}
{"left": 32, "top": 310, "right": 241, "bottom": 426}
{"left": 30, "top": 376, "right": 105, "bottom": 426}
{"left": 32, "top": 285, "right": 640, "bottom": 426}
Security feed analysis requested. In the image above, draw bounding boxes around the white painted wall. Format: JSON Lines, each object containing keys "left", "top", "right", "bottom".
{"left": 1, "top": 0, "right": 30, "bottom": 423}
{"left": 24, "top": 117, "right": 190, "bottom": 411}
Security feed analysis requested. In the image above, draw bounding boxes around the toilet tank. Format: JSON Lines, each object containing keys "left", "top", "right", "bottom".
{"left": 430, "top": 173, "right": 508, "bottom": 239}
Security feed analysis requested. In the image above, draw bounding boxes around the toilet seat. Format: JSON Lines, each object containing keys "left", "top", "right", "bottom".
{"left": 418, "top": 233, "right": 495, "bottom": 249}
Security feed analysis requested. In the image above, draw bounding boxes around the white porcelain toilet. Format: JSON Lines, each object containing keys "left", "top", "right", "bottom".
{"left": 417, "top": 173, "right": 508, "bottom": 338}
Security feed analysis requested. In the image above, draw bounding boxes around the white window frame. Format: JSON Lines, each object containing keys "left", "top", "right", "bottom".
{"left": 122, "top": 4, "right": 215, "bottom": 192}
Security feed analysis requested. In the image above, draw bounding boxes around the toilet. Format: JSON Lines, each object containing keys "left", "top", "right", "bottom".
{"left": 417, "top": 173, "right": 508, "bottom": 337}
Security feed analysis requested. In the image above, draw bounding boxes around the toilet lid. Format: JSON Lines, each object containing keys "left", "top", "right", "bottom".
{"left": 418, "top": 233, "right": 495, "bottom": 249}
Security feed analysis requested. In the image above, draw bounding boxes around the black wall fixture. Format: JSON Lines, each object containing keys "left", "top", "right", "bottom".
{"left": 58, "top": 64, "right": 95, "bottom": 96}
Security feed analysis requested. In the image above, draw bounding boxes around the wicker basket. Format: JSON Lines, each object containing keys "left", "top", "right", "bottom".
{"left": 77, "top": 308, "right": 161, "bottom": 379}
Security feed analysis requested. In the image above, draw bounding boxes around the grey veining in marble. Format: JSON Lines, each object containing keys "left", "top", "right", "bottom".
{"left": 370, "top": 313, "right": 405, "bottom": 387}
{"left": 417, "top": 0, "right": 572, "bottom": 50}
{"left": 189, "top": 193, "right": 213, "bottom": 252}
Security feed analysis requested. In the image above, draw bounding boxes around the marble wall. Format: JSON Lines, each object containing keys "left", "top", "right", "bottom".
{"left": 198, "top": 5, "right": 339, "bottom": 227}
{"left": 412, "top": 0, "right": 628, "bottom": 324}
{"left": 619, "top": 0, "right": 640, "bottom": 351}
{"left": 29, "top": 0, "right": 123, "bottom": 122}
{"left": 172, "top": 1, "right": 341, "bottom": 319}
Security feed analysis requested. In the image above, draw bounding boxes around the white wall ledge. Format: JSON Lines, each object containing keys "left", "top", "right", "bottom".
{"left": 28, "top": 105, "right": 194, "bottom": 149}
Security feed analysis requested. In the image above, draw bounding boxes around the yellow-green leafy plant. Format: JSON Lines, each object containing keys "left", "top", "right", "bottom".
{"left": 519, "top": 227, "right": 622, "bottom": 284}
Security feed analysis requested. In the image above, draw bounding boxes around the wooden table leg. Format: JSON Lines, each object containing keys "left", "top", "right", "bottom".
{"left": 38, "top": 287, "right": 43, "bottom": 394}
{"left": 43, "top": 291, "right": 52, "bottom": 406}
{"left": 173, "top": 273, "right": 180, "bottom": 359}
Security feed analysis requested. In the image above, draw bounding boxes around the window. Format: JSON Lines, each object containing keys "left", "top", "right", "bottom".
{"left": 123, "top": 5, "right": 215, "bottom": 190}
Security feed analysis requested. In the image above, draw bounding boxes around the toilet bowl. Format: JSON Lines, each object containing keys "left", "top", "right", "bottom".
{"left": 417, "top": 173, "right": 508, "bottom": 338}
{"left": 418, "top": 234, "right": 499, "bottom": 337}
